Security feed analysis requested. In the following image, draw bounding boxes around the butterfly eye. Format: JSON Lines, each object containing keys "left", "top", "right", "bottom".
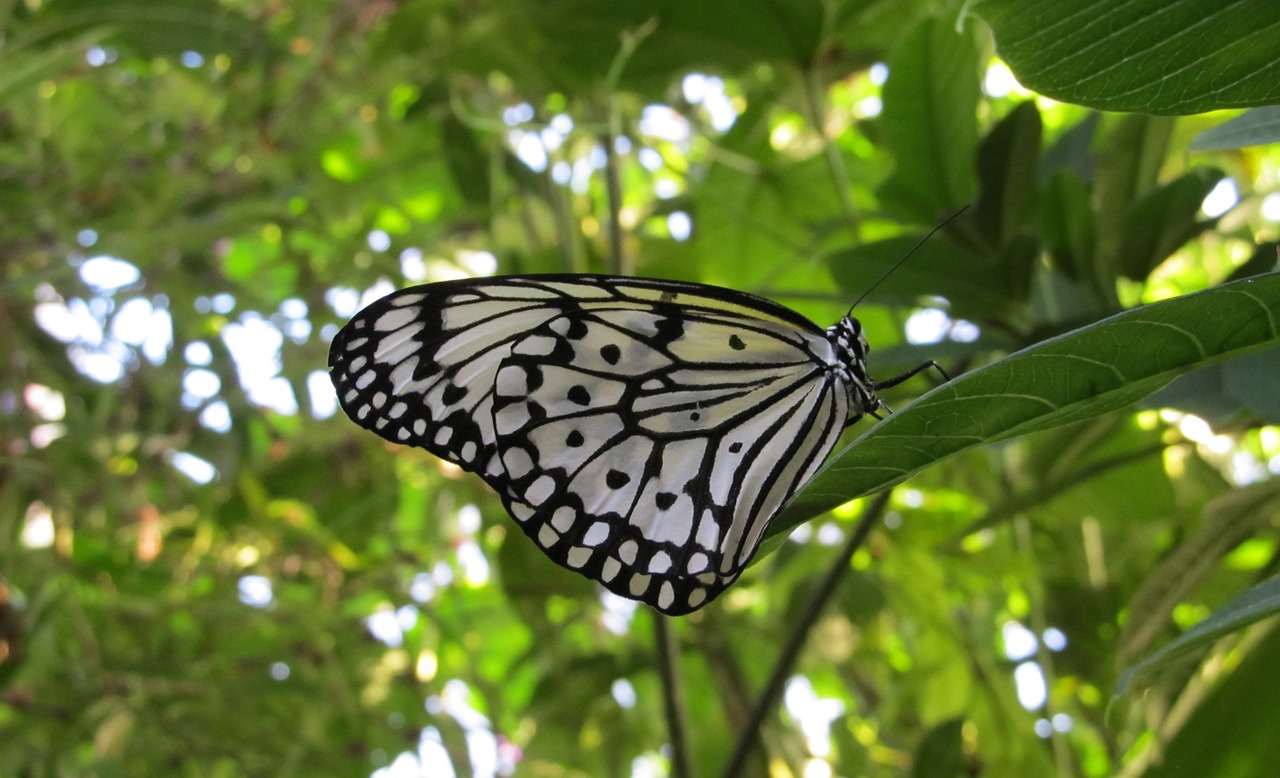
{"left": 330, "top": 275, "right": 940, "bottom": 614}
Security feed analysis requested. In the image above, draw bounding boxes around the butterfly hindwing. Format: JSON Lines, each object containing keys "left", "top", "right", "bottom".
{"left": 483, "top": 304, "right": 847, "bottom": 614}
{"left": 329, "top": 275, "right": 856, "bottom": 614}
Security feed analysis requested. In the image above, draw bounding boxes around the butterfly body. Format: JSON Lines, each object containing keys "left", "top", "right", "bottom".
{"left": 330, "top": 275, "right": 931, "bottom": 614}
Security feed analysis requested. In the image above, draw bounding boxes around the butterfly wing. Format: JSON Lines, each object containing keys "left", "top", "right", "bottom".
{"left": 491, "top": 306, "right": 848, "bottom": 613}
{"left": 329, "top": 278, "right": 587, "bottom": 476}
{"left": 329, "top": 276, "right": 850, "bottom": 614}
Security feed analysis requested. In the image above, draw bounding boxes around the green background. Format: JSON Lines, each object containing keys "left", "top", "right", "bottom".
{"left": 4, "top": 1, "right": 1280, "bottom": 776}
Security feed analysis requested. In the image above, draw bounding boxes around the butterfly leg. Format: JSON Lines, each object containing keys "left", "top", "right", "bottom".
{"left": 847, "top": 398, "right": 894, "bottom": 428}
{"left": 873, "top": 360, "right": 949, "bottom": 391}
{"left": 853, "top": 361, "right": 947, "bottom": 427}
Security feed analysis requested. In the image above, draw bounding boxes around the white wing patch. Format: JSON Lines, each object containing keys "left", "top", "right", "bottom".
{"left": 329, "top": 276, "right": 864, "bottom": 615}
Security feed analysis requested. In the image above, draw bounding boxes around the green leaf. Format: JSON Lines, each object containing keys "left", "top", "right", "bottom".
{"left": 1112, "top": 167, "right": 1226, "bottom": 282}
{"left": 441, "top": 115, "right": 494, "bottom": 209}
{"left": 911, "top": 718, "right": 966, "bottom": 778}
{"left": 1097, "top": 115, "right": 1173, "bottom": 204}
{"left": 827, "top": 235, "right": 1020, "bottom": 320}
{"left": 1131, "top": 619, "right": 1280, "bottom": 778}
{"left": 502, "top": 0, "right": 825, "bottom": 95}
{"left": 877, "top": 16, "right": 982, "bottom": 222}
{"left": 1190, "top": 105, "right": 1280, "bottom": 150}
{"left": 1038, "top": 171, "right": 1097, "bottom": 284}
{"left": 773, "top": 272, "right": 1280, "bottom": 535}
{"left": 1094, "top": 114, "right": 1174, "bottom": 292}
{"left": 1117, "top": 479, "right": 1280, "bottom": 664}
{"left": 0, "top": 32, "right": 107, "bottom": 106}
{"left": 1117, "top": 574, "right": 1280, "bottom": 695}
{"left": 1223, "top": 348, "right": 1280, "bottom": 421}
{"left": 1039, "top": 112, "right": 1100, "bottom": 183}
{"left": 972, "top": 101, "right": 1042, "bottom": 249}
{"left": 1146, "top": 346, "right": 1280, "bottom": 425}
{"left": 979, "top": 0, "right": 1280, "bottom": 114}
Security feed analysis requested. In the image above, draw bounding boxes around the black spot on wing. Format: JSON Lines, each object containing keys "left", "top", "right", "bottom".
{"left": 600, "top": 344, "right": 621, "bottom": 365}
{"left": 567, "top": 385, "right": 591, "bottom": 406}
{"left": 441, "top": 383, "right": 466, "bottom": 405}
{"left": 606, "top": 470, "right": 631, "bottom": 489}
{"left": 525, "top": 365, "right": 544, "bottom": 392}
{"left": 653, "top": 315, "right": 685, "bottom": 345}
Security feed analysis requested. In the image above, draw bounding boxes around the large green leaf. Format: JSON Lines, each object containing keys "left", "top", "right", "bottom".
{"left": 1117, "top": 479, "right": 1280, "bottom": 665}
{"left": 877, "top": 16, "right": 982, "bottom": 222}
{"left": 773, "top": 272, "right": 1280, "bottom": 535}
{"left": 971, "top": 101, "right": 1042, "bottom": 250}
{"left": 979, "top": 0, "right": 1280, "bottom": 114}
{"left": 1117, "top": 574, "right": 1280, "bottom": 695}
{"left": 1131, "top": 620, "right": 1280, "bottom": 778}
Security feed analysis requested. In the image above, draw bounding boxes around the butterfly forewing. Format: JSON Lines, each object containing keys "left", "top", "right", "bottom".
{"left": 329, "top": 275, "right": 856, "bottom": 614}
{"left": 333, "top": 281, "right": 588, "bottom": 472}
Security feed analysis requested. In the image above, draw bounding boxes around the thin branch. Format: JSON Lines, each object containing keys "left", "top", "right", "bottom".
{"left": 693, "top": 611, "right": 770, "bottom": 775}
{"left": 602, "top": 131, "right": 625, "bottom": 275}
{"left": 595, "top": 18, "right": 657, "bottom": 277}
{"left": 802, "top": 66, "right": 860, "bottom": 238}
{"left": 602, "top": 17, "right": 660, "bottom": 95}
{"left": 654, "top": 613, "right": 694, "bottom": 778}
{"left": 695, "top": 614, "right": 756, "bottom": 732}
{"left": 1015, "top": 516, "right": 1079, "bottom": 778}
{"left": 542, "top": 160, "right": 582, "bottom": 273}
{"left": 720, "top": 491, "right": 892, "bottom": 778}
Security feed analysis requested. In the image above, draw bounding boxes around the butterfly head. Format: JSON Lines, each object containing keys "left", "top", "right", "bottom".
{"left": 830, "top": 315, "right": 869, "bottom": 360}
{"left": 828, "top": 316, "right": 880, "bottom": 419}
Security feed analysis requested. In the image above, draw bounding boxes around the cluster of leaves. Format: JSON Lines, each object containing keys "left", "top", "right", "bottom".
{"left": 2, "top": 0, "right": 1279, "bottom": 777}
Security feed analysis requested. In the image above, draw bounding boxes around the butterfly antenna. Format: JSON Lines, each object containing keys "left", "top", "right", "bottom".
{"left": 847, "top": 205, "right": 971, "bottom": 315}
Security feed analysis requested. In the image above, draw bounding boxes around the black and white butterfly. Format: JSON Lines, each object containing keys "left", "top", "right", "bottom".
{"left": 329, "top": 275, "right": 942, "bottom": 615}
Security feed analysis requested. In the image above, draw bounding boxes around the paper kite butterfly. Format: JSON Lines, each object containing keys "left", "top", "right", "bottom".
{"left": 329, "top": 275, "right": 943, "bottom": 615}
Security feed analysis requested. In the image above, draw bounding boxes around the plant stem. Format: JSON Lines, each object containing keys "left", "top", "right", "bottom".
{"left": 720, "top": 491, "right": 891, "bottom": 777}
{"left": 655, "top": 613, "right": 694, "bottom": 778}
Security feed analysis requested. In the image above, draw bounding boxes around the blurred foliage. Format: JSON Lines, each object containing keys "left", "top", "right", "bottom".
{"left": 2, "top": 1, "right": 1280, "bottom": 777}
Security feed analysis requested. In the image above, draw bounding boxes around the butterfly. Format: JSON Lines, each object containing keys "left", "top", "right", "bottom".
{"left": 328, "top": 275, "right": 943, "bottom": 615}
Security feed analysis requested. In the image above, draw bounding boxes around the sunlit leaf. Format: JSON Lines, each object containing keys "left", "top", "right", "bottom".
{"left": 1117, "top": 574, "right": 1280, "bottom": 695}
{"left": 1133, "top": 621, "right": 1280, "bottom": 777}
{"left": 980, "top": 0, "right": 1280, "bottom": 113}
{"left": 1117, "top": 479, "right": 1280, "bottom": 665}
{"left": 1190, "top": 106, "right": 1280, "bottom": 150}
